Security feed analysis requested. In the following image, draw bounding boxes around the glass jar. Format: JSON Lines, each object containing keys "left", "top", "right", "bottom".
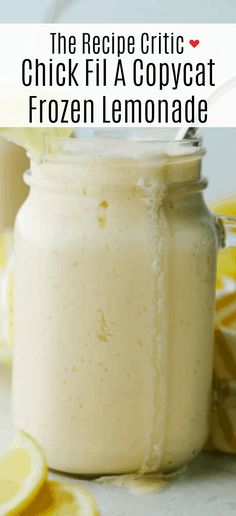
{"left": 12, "top": 137, "right": 232, "bottom": 475}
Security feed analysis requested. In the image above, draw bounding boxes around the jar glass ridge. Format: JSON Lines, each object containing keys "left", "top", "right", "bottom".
{"left": 13, "top": 135, "right": 222, "bottom": 475}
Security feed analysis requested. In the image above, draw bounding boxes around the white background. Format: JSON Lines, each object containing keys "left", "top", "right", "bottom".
{"left": 0, "top": 24, "right": 236, "bottom": 128}
{"left": 0, "top": 0, "right": 236, "bottom": 202}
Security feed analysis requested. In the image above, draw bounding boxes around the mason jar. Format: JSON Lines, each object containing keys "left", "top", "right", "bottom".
{"left": 12, "top": 136, "right": 232, "bottom": 475}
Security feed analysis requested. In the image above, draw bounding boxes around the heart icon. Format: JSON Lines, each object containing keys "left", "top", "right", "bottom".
{"left": 189, "top": 39, "right": 200, "bottom": 48}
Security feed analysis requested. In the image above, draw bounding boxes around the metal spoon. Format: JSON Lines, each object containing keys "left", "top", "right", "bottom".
{"left": 175, "top": 127, "right": 198, "bottom": 140}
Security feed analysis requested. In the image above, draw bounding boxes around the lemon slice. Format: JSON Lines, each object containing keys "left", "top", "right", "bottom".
{"left": 0, "top": 432, "right": 47, "bottom": 516}
{"left": 0, "top": 128, "right": 73, "bottom": 160}
{"left": 209, "top": 290, "right": 236, "bottom": 453}
{"left": 21, "top": 480, "right": 99, "bottom": 516}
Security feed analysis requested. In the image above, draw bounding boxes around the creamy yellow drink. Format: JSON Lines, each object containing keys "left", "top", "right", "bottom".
{"left": 13, "top": 138, "right": 219, "bottom": 474}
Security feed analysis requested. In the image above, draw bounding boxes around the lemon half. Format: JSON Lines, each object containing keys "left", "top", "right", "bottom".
{"left": 0, "top": 432, "right": 47, "bottom": 516}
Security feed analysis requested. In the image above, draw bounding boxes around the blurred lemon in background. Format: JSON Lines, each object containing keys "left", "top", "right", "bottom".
{"left": 0, "top": 128, "right": 73, "bottom": 160}
{"left": 210, "top": 196, "right": 236, "bottom": 290}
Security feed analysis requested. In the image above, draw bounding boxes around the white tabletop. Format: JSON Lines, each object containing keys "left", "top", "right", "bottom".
{"left": 1, "top": 363, "right": 236, "bottom": 516}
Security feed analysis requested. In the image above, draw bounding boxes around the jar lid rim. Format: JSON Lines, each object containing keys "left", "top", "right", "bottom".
{"left": 41, "top": 135, "right": 205, "bottom": 162}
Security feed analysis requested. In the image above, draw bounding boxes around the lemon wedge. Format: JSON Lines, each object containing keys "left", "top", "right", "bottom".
{"left": 21, "top": 480, "right": 100, "bottom": 516}
{"left": 208, "top": 290, "right": 236, "bottom": 453}
{"left": 0, "top": 432, "right": 47, "bottom": 516}
{"left": 0, "top": 128, "right": 73, "bottom": 160}
{"left": 210, "top": 196, "right": 236, "bottom": 289}
{"left": 215, "top": 290, "right": 236, "bottom": 330}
